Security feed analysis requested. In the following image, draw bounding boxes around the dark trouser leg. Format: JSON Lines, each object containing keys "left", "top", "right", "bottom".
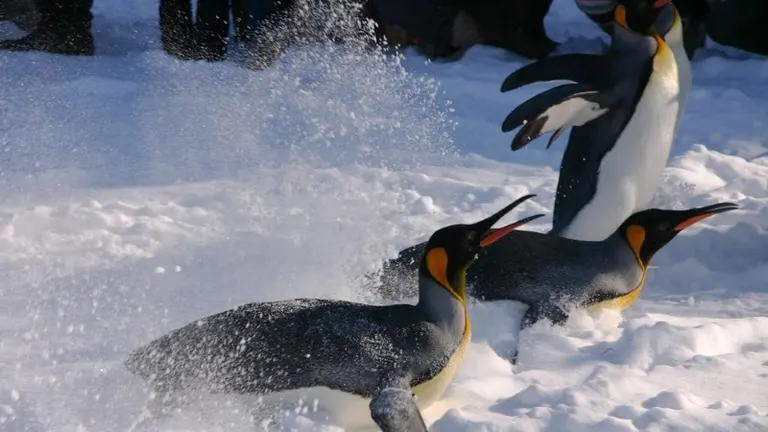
{"left": 232, "top": 0, "right": 279, "bottom": 44}
{"left": 0, "top": 0, "right": 94, "bottom": 55}
{"left": 236, "top": 0, "right": 295, "bottom": 69}
{"left": 159, "top": 0, "right": 195, "bottom": 59}
{"left": 0, "top": 0, "right": 40, "bottom": 32}
{"left": 159, "top": 0, "right": 231, "bottom": 62}
{"left": 707, "top": 0, "right": 768, "bottom": 55}
{"left": 195, "top": 0, "right": 230, "bottom": 61}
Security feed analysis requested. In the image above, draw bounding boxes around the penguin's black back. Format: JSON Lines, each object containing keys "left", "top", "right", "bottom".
{"left": 125, "top": 299, "right": 459, "bottom": 397}
{"left": 374, "top": 231, "right": 639, "bottom": 308}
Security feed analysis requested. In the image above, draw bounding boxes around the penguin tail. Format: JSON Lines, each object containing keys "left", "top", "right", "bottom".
{"left": 501, "top": 83, "right": 612, "bottom": 151}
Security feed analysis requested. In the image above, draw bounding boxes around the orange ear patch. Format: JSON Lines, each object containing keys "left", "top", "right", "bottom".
{"left": 614, "top": 5, "right": 629, "bottom": 29}
{"left": 626, "top": 225, "right": 646, "bottom": 260}
{"left": 426, "top": 248, "right": 451, "bottom": 291}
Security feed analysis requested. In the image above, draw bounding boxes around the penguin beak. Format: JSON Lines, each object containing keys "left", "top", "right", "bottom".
{"left": 653, "top": 0, "right": 672, "bottom": 7}
{"left": 674, "top": 202, "right": 739, "bottom": 231}
{"left": 472, "top": 194, "right": 545, "bottom": 247}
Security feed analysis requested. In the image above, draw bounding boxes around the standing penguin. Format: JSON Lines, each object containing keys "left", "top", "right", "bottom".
{"left": 124, "top": 195, "right": 543, "bottom": 431}
{"left": 500, "top": 0, "right": 690, "bottom": 242}
{"left": 369, "top": 202, "right": 738, "bottom": 361}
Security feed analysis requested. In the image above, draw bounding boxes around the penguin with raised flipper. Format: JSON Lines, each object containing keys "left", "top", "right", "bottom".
{"left": 370, "top": 202, "right": 738, "bottom": 361}
{"left": 124, "top": 195, "right": 544, "bottom": 431}
{"left": 500, "top": 0, "right": 690, "bottom": 242}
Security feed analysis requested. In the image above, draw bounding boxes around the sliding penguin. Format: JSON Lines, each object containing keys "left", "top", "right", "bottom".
{"left": 499, "top": 0, "right": 691, "bottom": 242}
{"left": 124, "top": 195, "right": 543, "bottom": 431}
{"left": 370, "top": 202, "right": 738, "bottom": 361}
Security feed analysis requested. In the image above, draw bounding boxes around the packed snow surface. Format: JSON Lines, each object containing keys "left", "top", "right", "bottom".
{"left": 1, "top": 0, "right": 767, "bottom": 431}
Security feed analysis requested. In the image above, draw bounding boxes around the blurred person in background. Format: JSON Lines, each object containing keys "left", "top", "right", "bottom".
{"left": 159, "top": 0, "right": 557, "bottom": 65}
{"left": 367, "top": 0, "right": 557, "bottom": 60}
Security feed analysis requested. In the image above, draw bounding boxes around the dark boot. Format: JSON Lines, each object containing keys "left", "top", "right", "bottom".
{"left": 0, "top": 0, "right": 94, "bottom": 55}
{"left": 159, "top": 0, "right": 197, "bottom": 59}
{"left": 232, "top": 0, "right": 292, "bottom": 46}
{"left": 194, "top": 0, "right": 230, "bottom": 61}
{"left": 233, "top": 0, "right": 294, "bottom": 69}
{"left": 159, "top": 0, "right": 230, "bottom": 62}
{"left": 0, "top": 0, "right": 40, "bottom": 32}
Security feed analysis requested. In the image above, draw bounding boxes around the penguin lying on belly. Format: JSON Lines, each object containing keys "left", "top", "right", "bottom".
{"left": 500, "top": 0, "right": 691, "bottom": 243}
{"left": 370, "top": 202, "right": 738, "bottom": 362}
{"left": 124, "top": 195, "right": 543, "bottom": 431}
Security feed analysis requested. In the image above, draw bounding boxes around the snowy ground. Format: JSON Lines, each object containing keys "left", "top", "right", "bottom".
{"left": 1, "top": 0, "right": 767, "bottom": 431}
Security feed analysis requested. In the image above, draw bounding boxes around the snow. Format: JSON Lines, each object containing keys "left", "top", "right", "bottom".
{"left": 1, "top": 0, "right": 767, "bottom": 430}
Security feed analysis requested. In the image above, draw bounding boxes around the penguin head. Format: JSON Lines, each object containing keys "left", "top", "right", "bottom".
{"left": 420, "top": 194, "right": 544, "bottom": 300}
{"left": 615, "top": 0, "right": 672, "bottom": 34}
{"left": 619, "top": 202, "right": 739, "bottom": 267}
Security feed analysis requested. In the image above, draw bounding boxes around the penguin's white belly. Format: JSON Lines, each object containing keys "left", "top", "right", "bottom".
{"left": 663, "top": 19, "right": 692, "bottom": 134}
{"left": 562, "top": 46, "right": 680, "bottom": 241}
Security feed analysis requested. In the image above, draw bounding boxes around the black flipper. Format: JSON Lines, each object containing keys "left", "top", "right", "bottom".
{"left": 508, "top": 304, "right": 570, "bottom": 365}
{"left": 500, "top": 53, "right": 603, "bottom": 93}
{"left": 501, "top": 83, "right": 613, "bottom": 150}
{"left": 521, "top": 304, "right": 569, "bottom": 329}
{"left": 370, "top": 377, "right": 428, "bottom": 432}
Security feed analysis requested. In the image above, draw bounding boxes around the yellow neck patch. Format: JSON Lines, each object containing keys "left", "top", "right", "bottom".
{"left": 425, "top": 247, "right": 465, "bottom": 303}
{"left": 654, "top": 32, "right": 668, "bottom": 52}
{"left": 587, "top": 224, "right": 649, "bottom": 311}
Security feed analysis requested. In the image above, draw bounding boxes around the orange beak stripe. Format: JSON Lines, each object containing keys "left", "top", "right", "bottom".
{"left": 480, "top": 220, "right": 524, "bottom": 247}
{"left": 674, "top": 213, "right": 715, "bottom": 231}
{"left": 615, "top": 5, "right": 629, "bottom": 29}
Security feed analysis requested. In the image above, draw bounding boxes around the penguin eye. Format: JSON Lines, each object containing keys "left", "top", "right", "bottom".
{"left": 465, "top": 231, "right": 478, "bottom": 245}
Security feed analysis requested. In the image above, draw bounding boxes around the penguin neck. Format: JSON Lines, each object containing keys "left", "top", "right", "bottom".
{"left": 610, "top": 24, "right": 659, "bottom": 57}
{"left": 416, "top": 271, "right": 468, "bottom": 339}
{"left": 607, "top": 229, "right": 648, "bottom": 269}
{"left": 653, "top": 4, "right": 678, "bottom": 40}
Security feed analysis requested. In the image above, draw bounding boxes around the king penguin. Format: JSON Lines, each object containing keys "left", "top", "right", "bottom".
{"left": 123, "top": 195, "right": 544, "bottom": 431}
{"left": 499, "top": 0, "right": 691, "bottom": 242}
{"left": 370, "top": 202, "right": 738, "bottom": 361}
